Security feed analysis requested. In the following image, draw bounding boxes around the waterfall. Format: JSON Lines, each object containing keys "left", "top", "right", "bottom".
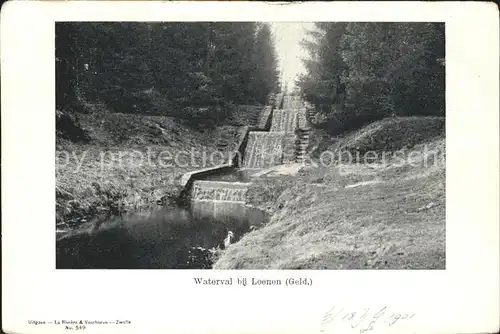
{"left": 296, "top": 108, "right": 308, "bottom": 129}
{"left": 283, "top": 95, "right": 304, "bottom": 110}
{"left": 191, "top": 180, "right": 249, "bottom": 203}
{"left": 184, "top": 95, "right": 308, "bottom": 209}
{"left": 271, "top": 109, "right": 298, "bottom": 133}
{"left": 242, "top": 132, "right": 285, "bottom": 168}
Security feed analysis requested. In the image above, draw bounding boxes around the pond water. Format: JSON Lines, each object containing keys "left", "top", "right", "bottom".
{"left": 56, "top": 202, "right": 268, "bottom": 269}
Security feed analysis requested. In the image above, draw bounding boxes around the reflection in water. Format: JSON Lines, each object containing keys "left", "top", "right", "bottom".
{"left": 56, "top": 203, "right": 267, "bottom": 269}
{"left": 191, "top": 201, "right": 248, "bottom": 220}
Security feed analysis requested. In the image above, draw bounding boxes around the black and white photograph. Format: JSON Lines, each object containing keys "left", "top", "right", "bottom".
{"left": 3, "top": 2, "right": 499, "bottom": 334}
{"left": 55, "top": 21, "right": 446, "bottom": 270}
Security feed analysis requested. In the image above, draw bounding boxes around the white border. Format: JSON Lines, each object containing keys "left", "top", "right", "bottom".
{"left": 2, "top": 1, "right": 499, "bottom": 334}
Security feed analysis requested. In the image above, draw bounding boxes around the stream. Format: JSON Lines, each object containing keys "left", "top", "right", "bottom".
{"left": 56, "top": 201, "right": 268, "bottom": 269}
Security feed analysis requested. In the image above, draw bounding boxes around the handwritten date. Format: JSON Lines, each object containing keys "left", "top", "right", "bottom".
{"left": 320, "top": 305, "right": 415, "bottom": 333}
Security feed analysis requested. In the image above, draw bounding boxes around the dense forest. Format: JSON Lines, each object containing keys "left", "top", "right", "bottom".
{"left": 296, "top": 22, "right": 445, "bottom": 134}
{"left": 56, "top": 22, "right": 280, "bottom": 125}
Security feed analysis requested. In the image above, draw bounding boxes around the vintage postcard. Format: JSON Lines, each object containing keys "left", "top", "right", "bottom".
{"left": 2, "top": 1, "right": 499, "bottom": 333}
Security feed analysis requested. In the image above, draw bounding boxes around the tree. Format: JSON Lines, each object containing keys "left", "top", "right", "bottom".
{"left": 248, "top": 23, "right": 280, "bottom": 104}
{"left": 296, "top": 22, "right": 445, "bottom": 134}
{"left": 296, "top": 23, "right": 347, "bottom": 112}
{"left": 56, "top": 22, "right": 280, "bottom": 122}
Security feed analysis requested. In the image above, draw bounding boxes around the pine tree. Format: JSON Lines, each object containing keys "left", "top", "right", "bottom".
{"left": 56, "top": 22, "right": 280, "bottom": 122}
{"left": 296, "top": 22, "right": 445, "bottom": 134}
{"left": 248, "top": 23, "right": 280, "bottom": 104}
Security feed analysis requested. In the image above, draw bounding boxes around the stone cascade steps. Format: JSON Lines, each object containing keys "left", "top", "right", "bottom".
{"left": 281, "top": 134, "right": 297, "bottom": 163}
{"left": 297, "top": 108, "right": 308, "bottom": 129}
{"left": 306, "top": 106, "right": 319, "bottom": 125}
{"left": 295, "top": 128, "right": 311, "bottom": 163}
{"left": 294, "top": 107, "right": 312, "bottom": 163}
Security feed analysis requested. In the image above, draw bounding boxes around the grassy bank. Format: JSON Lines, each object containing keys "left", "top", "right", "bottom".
{"left": 214, "top": 121, "right": 446, "bottom": 269}
{"left": 56, "top": 111, "right": 247, "bottom": 228}
{"left": 309, "top": 116, "right": 445, "bottom": 161}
